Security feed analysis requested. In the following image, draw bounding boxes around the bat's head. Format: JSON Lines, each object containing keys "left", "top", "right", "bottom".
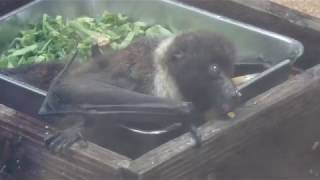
{"left": 165, "top": 31, "right": 240, "bottom": 115}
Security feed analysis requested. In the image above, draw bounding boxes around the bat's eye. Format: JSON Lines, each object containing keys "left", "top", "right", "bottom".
{"left": 208, "top": 64, "right": 220, "bottom": 77}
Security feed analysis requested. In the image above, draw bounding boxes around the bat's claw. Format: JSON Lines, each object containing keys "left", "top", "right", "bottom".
{"left": 0, "top": 161, "right": 6, "bottom": 174}
{"left": 0, "top": 137, "right": 26, "bottom": 176}
{"left": 189, "top": 124, "right": 202, "bottom": 147}
{"left": 179, "top": 102, "right": 195, "bottom": 114}
{"left": 45, "top": 126, "right": 87, "bottom": 155}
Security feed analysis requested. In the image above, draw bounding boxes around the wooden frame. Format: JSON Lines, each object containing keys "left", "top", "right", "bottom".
{"left": 3, "top": 0, "right": 320, "bottom": 179}
{"left": 1, "top": 63, "right": 320, "bottom": 179}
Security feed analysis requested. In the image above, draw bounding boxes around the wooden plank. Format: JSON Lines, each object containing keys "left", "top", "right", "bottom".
{"left": 271, "top": 0, "right": 320, "bottom": 19}
{"left": 3, "top": 1, "right": 320, "bottom": 179}
{"left": 213, "top": 106, "right": 320, "bottom": 179}
{"left": 229, "top": 0, "right": 320, "bottom": 30}
{"left": 0, "top": 105, "right": 131, "bottom": 180}
{"left": 179, "top": 0, "right": 320, "bottom": 70}
{"left": 128, "top": 64, "right": 320, "bottom": 180}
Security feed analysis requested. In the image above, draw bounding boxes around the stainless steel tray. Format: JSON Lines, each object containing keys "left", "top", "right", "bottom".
{"left": 0, "top": 0, "right": 303, "bottom": 64}
{"left": 0, "top": 0, "right": 304, "bottom": 115}
{"left": 0, "top": 0, "right": 35, "bottom": 17}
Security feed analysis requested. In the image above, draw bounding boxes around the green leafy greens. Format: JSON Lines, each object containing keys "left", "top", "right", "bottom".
{"left": 0, "top": 11, "right": 174, "bottom": 69}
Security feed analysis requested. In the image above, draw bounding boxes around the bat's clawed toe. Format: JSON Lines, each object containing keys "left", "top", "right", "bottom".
{"left": 179, "top": 102, "right": 195, "bottom": 114}
{"left": 45, "top": 126, "right": 86, "bottom": 155}
{"left": 189, "top": 124, "right": 202, "bottom": 147}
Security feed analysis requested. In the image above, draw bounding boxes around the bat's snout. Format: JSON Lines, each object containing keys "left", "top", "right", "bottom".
{"left": 210, "top": 73, "right": 241, "bottom": 116}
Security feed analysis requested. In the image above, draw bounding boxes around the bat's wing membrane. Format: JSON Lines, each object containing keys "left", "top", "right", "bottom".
{"left": 39, "top": 76, "right": 193, "bottom": 123}
{"left": 39, "top": 50, "right": 200, "bottom": 149}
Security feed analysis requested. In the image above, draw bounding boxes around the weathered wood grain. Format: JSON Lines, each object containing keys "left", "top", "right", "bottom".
{"left": 128, "top": 65, "right": 320, "bottom": 180}
{"left": 0, "top": 105, "right": 130, "bottom": 180}
{"left": 2, "top": 1, "right": 320, "bottom": 180}
{"left": 1, "top": 65, "right": 320, "bottom": 180}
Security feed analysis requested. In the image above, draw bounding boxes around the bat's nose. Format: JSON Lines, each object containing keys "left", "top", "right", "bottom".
{"left": 216, "top": 88, "right": 240, "bottom": 115}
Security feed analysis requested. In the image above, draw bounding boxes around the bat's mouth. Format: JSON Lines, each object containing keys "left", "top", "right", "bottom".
{"left": 211, "top": 82, "right": 240, "bottom": 117}
{"left": 220, "top": 89, "right": 241, "bottom": 114}
{"left": 221, "top": 103, "right": 232, "bottom": 114}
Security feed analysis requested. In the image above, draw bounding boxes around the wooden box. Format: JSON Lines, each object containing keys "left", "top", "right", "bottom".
{"left": 2, "top": 0, "right": 319, "bottom": 179}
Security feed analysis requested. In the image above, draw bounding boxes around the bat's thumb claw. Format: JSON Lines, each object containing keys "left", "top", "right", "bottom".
{"left": 188, "top": 124, "right": 202, "bottom": 147}
{"left": 77, "top": 136, "right": 89, "bottom": 149}
{"left": 180, "top": 102, "right": 195, "bottom": 114}
{"left": 77, "top": 140, "right": 89, "bottom": 149}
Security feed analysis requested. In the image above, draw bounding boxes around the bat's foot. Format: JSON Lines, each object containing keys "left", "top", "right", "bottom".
{"left": 179, "top": 102, "right": 195, "bottom": 114}
{"left": 0, "top": 137, "right": 26, "bottom": 176}
{"left": 189, "top": 124, "right": 202, "bottom": 147}
{"left": 45, "top": 126, "right": 88, "bottom": 155}
{"left": 0, "top": 161, "right": 6, "bottom": 173}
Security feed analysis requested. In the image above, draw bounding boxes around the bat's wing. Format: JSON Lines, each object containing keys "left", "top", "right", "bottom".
{"left": 39, "top": 48, "right": 195, "bottom": 125}
{"left": 39, "top": 50, "right": 201, "bottom": 153}
{"left": 39, "top": 77, "right": 194, "bottom": 124}
{"left": 39, "top": 79, "right": 202, "bottom": 153}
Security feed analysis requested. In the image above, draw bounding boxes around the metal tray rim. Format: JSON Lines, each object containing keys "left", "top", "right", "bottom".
{"left": 164, "top": 0, "right": 304, "bottom": 63}
{"left": 0, "top": 0, "right": 42, "bottom": 22}
{"left": 0, "top": 0, "right": 304, "bottom": 64}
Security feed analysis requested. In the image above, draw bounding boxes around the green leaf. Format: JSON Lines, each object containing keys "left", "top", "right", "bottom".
{"left": 0, "top": 11, "right": 174, "bottom": 69}
{"left": 8, "top": 44, "right": 38, "bottom": 57}
{"left": 145, "top": 25, "right": 173, "bottom": 37}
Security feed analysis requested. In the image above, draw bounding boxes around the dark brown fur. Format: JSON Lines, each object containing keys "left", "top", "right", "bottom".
{"left": 0, "top": 63, "right": 64, "bottom": 90}
{"left": 92, "top": 37, "right": 160, "bottom": 93}
{"left": 165, "top": 31, "right": 236, "bottom": 111}
{"left": 69, "top": 31, "right": 237, "bottom": 113}
{"left": 1, "top": 31, "right": 238, "bottom": 113}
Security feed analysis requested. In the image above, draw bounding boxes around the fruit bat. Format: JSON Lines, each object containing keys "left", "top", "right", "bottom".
{"left": 3, "top": 31, "right": 242, "bottom": 154}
